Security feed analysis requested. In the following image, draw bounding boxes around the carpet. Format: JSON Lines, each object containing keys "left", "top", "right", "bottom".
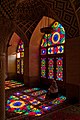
{"left": 5, "top": 87, "right": 67, "bottom": 120}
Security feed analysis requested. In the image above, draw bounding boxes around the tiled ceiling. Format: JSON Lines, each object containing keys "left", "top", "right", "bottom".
{"left": 0, "top": 0, "right": 80, "bottom": 41}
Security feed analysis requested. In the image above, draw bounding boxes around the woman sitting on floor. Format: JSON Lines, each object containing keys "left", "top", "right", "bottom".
{"left": 46, "top": 80, "right": 58, "bottom": 99}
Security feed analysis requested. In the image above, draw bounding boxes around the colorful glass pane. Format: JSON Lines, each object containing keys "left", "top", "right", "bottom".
{"left": 41, "top": 34, "right": 48, "bottom": 47}
{"left": 41, "top": 58, "right": 46, "bottom": 78}
{"left": 17, "top": 40, "right": 24, "bottom": 52}
{"left": 17, "top": 59, "right": 20, "bottom": 74}
{"left": 41, "top": 48, "right": 46, "bottom": 55}
{"left": 41, "top": 22, "right": 65, "bottom": 47}
{"left": 20, "top": 52, "right": 24, "bottom": 57}
{"left": 48, "top": 45, "right": 64, "bottom": 54}
{"left": 21, "top": 59, "right": 24, "bottom": 74}
{"left": 52, "top": 22, "right": 65, "bottom": 44}
{"left": 56, "top": 57, "right": 63, "bottom": 81}
{"left": 17, "top": 52, "right": 20, "bottom": 58}
{"left": 48, "top": 22, "right": 65, "bottom": 46}
{"left": 48, "top": 58, "right": 54, "bottom": 79}
{"left": 17, "top": 40, "right": 24, "bottom": 74}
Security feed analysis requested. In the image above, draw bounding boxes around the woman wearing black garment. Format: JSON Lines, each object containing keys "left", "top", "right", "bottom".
{"left": 46, "top": 80, "right": 58, "bottom": 99}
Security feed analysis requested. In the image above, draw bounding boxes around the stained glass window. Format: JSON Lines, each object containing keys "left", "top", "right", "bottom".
{"left": 21, "top": 59, "right": 24, "bottom": 74}
{"left": 48, "top": 58, "right": 54, "bottom": 79}
{"left": 41, "top": 58, "right": 46, "bottom": 78}
{"left": 40, "top": 21, "right": 65, "bottom": 82}
{"left": 56, "top": 57, "right": 63, "bottom": 81}
{"left": 17, "top": 59, "right": 20, "bottom": 74}
{"left": 16, "top": 40, "right": 24, "bottom": 74}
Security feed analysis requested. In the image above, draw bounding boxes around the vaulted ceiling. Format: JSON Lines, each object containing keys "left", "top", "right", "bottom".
{"left": 0, "top": 0, "right": 80, "bottom": 44}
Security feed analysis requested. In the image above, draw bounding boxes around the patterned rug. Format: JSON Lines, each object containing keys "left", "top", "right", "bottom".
{"left": 5, "top": 88, "right": 66, "bottom": 119}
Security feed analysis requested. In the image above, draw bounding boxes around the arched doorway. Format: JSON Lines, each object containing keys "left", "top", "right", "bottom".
{"left": 7, "top": 32, "right": 25, "bottom": 82}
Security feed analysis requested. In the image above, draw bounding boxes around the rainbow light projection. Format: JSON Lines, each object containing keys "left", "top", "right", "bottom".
{"left": 41, "top": 58, "right": 46, "bottom": 78}
{"left": 49, "top": 96, "right": 66, "bottom": 105}
{"left": 48, "top": 58, "right": 54, "bottom": 79}
{"left": 6, "top": 88, "right": 66, "bottom": 117}
{"left": 39, "top": 104, "right": 52, "bottom": 111}
{"left": 23, "top": 88, "right": 40, "bottom": 93}
{"left": 20, "top": 95, "right": 34, "bottom": 102}
{"left": 39, "top": 96, "right": 66, "bottom": 111}
{"left": 17, "top": 40, "right": 24, "bottom": 74}
{"left": 14, "top": 92, "right": 23, "bottom": 97}
{"left": 29, "top": 99, "right": 41, "bottom": 105}
{"left": 5, "top": 80, "right": 24, "bottom": 90}
{"left": 6, "top": 95, "right": 44, "bottom": 116}
{"left": 29, "top": 90, "right": 47, "bottom": 97}
{"left": 56, "top": 57, "right": 63, "bottom": 81}
{"left": 38, "top": 94, "right": 46, "bottom": 101}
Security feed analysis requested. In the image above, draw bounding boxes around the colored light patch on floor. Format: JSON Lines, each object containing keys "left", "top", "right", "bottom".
{"left": 6, "top": 101, "right": 27, "bottom": 114}
{"left": 24, "top": 107, "right": 44, "bottom": 116}
{"left": 20, "top": 95, "right": 34, "bottom": 102}
{"left": 49, "top": 96, "right": 66, "bottom": 105}
{"left": 5, "top": 80, "right": 24, "bottom": 90}
{"left": 6, "top": 96, "right": 44, "bottom": 116}
{"left": 29, "top": 90, "right": 47, "bottom": 96}
{"left": 8, "top": 95, "right": 20, "bottom": 100}
{"left": 13, "top": 92, "right": 23, "bottom": 97}
{"left": 39, "top": 104, "right": 52, "bottom": 111}
{"left": 23, "top": 88, "right": 40, "bottom": 93}
{"left": 39, "top": 96, "right": 66, "bottom": 111}
{"left": 29, "top": 99, "right": 41, "bottom": 105}
{"left": 38, "top": 94, "right": 46, "bottom": 101}
{"left": 6, "top": 88, "right": 66, "bottom": 117}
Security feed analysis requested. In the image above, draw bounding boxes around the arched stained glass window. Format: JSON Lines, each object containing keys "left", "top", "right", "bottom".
{"left": 40, "top": 21, "right": 65, "bottom": 82}
{"left": 16, "top": 40, "right": 24, "bottom": 74}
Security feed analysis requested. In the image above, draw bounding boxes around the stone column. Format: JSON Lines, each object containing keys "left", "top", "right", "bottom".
{"left": 0, "top": 53, "right": 6, "bottom": 120}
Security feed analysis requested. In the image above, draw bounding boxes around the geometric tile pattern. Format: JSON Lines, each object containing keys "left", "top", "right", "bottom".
{"left": 72, "top": 0, "right": 80, "bottom": 11}
{"left": 0, "top": 0, "right": 16, "bottom": 19}
{"left": 16, "top": 0, "right": 80, "bottom": 39}
{"left": 0, "top": 0, "right": 80, "bottom": 41}
{"left": 6, "top": 88, "right": 66, "bottom": 117}
{"left": 44, "top": 0, "right": 80, "bottom": 38}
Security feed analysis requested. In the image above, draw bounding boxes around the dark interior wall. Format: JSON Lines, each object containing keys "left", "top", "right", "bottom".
{"left": 66, "top": 36, "right": 80, "bottom": 103}
{"left": 66, "top": 36, "right": 80, "bottom": 85}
